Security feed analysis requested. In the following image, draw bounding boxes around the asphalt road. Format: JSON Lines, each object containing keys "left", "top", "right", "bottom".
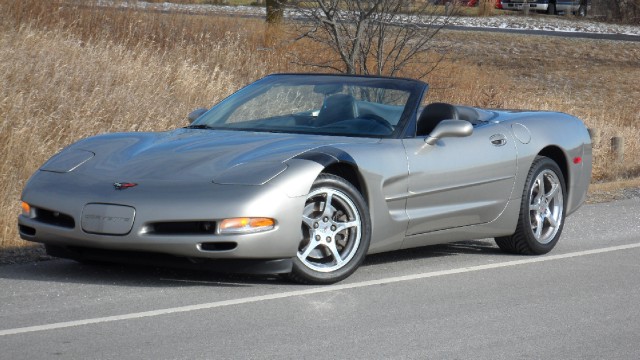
{"left": 1, "top": 198, "right": 640, "bottom": 359}
{"left": 86, "top": 3, "right": 640, "bottom": 43}
{"left": 443, "top": 25, "right": 640, "bottom": 42}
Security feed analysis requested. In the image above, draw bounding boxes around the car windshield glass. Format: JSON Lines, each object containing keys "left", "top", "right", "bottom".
{"left": 193, "top": 74, "right": 424, "bottom": 138}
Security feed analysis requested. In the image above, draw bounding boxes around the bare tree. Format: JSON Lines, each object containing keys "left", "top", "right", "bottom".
{"left": 266, "top": 0, "right": 286, "bottom": 24}
{"left": 589, "top": 0, "right": 640, "bottom": 23}
{"left": 289, "top": 0, "right": 457, "bottom": 79}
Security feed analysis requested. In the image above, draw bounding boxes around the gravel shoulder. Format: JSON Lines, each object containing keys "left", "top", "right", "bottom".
{"left": 0, "top": 245, "right": 50, "bottom": 266}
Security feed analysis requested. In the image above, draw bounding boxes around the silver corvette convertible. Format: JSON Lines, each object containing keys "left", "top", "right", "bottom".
{"left": 19, "top": 74, "right": 592, "bottom": 284}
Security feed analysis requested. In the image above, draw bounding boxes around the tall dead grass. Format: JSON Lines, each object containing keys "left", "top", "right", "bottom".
{"left": 1, "top": 0, "right": 638, "bottom": 250}
{"left": 0, "top": 0, "right": 296, "bottom": 248}
{"left": 477, "top": 0, "right": 495, "bottom": 16}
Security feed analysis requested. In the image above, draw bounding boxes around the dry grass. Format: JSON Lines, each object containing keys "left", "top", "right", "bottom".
{"left": 0, "top": 0, "right": 297, "bottom": 249}
{"left": 1, "top": 0, "right": 638, "bottom": 250}
{"left": 477, "top": 0, "right": 496, "bottom": 16}
{"left": 143, "top": 0, "right": 257, "bottom": 4}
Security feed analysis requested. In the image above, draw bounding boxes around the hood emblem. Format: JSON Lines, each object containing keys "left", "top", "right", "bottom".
{"left": 113, "top": 182, "right": 138, "bottom": 190}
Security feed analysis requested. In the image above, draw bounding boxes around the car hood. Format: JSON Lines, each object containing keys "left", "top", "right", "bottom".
{"left": 42, "top": 129, "right": 371, "bottom": 183}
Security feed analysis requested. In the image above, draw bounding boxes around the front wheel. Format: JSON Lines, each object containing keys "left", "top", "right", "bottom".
{"left": 495, "top": 156, "right": 566, "bottom": 255}
{"left": 547, "top": 3, "right": 556, "bottom": 15}
{"left": 287, "top": 174, "right": 371, "bottom": 284}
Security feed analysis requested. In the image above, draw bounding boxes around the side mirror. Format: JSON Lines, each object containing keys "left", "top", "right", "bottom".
{"left": 187, "top": 108, "right": 208, "bottom": 123}
{"left": 425, "top": 120, "right": 473, "bottom": 145}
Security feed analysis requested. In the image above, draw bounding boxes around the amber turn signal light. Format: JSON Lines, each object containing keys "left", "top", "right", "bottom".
{"left": 218, "top": 217, "right": 275, "bottom": 234}
{"left": 21, "top": 202, "right": 31, "bottom": 216}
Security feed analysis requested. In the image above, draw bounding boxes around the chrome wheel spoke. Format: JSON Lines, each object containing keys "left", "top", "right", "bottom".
{"left": 546, "top": 183, "right": 560, "bottom": 201}
{"left": 547, "top": 213, "right": 559, "bottom": 228}
{"left": 328, "top": 242, "right": 344, "bottom": 267}
{"left": 334, "top": 220, "right": 358, "bottom": 233}
{"left": 534, "top": 213, "right": 544, "bottom": 239}
{"left": 321, "top": 191, "right": 334, "bottom": 218}
{"left": 529, "top": 203, "right": 541, "bottom": 212}
{"left": 534, "top": 174, "right": 545, "bottom": 202}
{"left": 300, "top": 241, "right": 320, "bottom": 260}
{"left": 302, "top": 214, "right": 315, "bottom": 228}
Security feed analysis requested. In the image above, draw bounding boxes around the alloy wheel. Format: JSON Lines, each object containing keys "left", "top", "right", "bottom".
{"left": 298, "top": 188, "right": 362, "bottom": 272}
{"left": 529, "top": 169, "right": 564, "bottom": 244}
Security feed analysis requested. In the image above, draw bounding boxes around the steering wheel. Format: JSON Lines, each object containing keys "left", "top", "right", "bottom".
{"left": 358, "top": 114, "right": 394, "bottom": 132}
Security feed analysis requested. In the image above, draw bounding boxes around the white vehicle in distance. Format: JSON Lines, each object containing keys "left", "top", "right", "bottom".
{"left": 501, "top": 0, "right": 588, "bottom": 15}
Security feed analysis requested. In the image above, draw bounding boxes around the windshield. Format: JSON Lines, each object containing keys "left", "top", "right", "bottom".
{"left": 192, "top": 74, "right": 424, "bottom": 138}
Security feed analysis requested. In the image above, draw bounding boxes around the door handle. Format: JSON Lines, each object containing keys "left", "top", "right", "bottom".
{"left": 490, "top": 134, "right": 507, "bottom": 147}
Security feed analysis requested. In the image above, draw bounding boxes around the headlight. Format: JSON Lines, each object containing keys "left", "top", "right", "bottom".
{"left": 218, "top": 217, "right": 276, "bottom": 234}
{"left": 212, "top": 162, "right": 287, "bottom": 185}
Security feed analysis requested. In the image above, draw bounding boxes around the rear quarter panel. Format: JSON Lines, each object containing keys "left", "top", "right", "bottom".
{"left": 495, "top": 110, "right": 592, "bottom": 216}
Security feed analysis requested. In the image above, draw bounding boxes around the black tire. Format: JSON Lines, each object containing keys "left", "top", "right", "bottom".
{"left": 287, "top": 173, "right": 371, "bottom": 284}
{"left": 547, "top": 3, "right": 556, "bottom": 15}
{"left": 495, "top": 156, "right": 566, "bottom": 255}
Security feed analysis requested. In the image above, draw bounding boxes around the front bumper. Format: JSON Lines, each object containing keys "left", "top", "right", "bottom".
{"left": 18, "top": 160, "right": 322, "bottom": 266}
{"left": 43, "top": 244, "right": 293, "bottom": 274}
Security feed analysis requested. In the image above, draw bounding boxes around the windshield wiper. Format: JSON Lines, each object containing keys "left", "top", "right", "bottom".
{"left": 185, "top": 124, "right": 215, "bottom": 130}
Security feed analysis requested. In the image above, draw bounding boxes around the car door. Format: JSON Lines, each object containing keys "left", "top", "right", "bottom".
{"left": 402, "top": 122, "right": 517, "bottom": 235}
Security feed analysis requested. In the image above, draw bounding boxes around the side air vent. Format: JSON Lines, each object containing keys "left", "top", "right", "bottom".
{"left": 19, "top": 225, "right": 36, "bottom": 236}
{"left": 146, "top": 221, "right": 216, "bottom": 235}
{"left": 199, "top": 242, "right": 237, "bottom": 252}
{"left": 35, "top": 208, "right": 75, "bottom": 229}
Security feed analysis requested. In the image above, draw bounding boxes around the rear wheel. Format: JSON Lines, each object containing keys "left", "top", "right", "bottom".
{"left": 287, "top": 174, "right": 371, "bottom": 284}
{"left": 547, "top": 3, "right": 556, "bottom": 14}
{"left": 495, "top": 156, "right": 566, "bottom": 255}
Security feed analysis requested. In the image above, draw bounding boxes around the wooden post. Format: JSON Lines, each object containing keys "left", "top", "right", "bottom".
{"left": 611, "top": 136, "right": 624, "bottom": 162}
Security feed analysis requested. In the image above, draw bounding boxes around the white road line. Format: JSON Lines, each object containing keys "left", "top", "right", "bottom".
{"left": 2, "top": 242, "right": 640, "bottom": 337}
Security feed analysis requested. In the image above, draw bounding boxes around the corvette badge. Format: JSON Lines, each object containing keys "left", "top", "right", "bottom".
{"left": 113, "top": 182, "right": 138, "bottom": 190}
